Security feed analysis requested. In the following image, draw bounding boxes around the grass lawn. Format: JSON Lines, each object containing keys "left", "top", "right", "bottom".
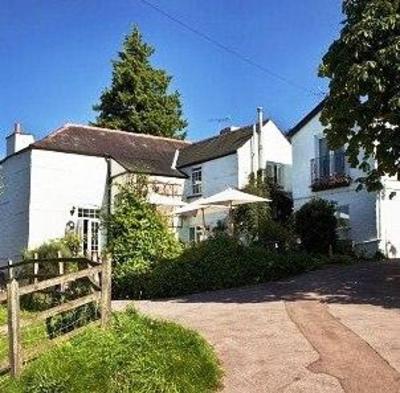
{"left": 3, "top": 309, "right": 222, "bottom": 393}
{"left": 0, "top": 306, "right": 48, "bottom": 365}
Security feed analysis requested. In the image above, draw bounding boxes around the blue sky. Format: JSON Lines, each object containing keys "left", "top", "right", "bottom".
{"left": 0, "top": 0, "right": 343, "bottom": 155}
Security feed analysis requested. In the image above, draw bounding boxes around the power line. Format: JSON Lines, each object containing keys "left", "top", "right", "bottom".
{"left": 137, "top": 0, "right": 325, "bottom": 98}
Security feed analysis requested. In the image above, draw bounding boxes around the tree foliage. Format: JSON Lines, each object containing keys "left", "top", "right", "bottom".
{"left": 93, "top": 26, "right": 187, "bottom": 139}
{"left": 107, "top": 181, "right": 183, "bottom": 298}
{"left": 295, "top": 198, "right": 338, "bottom": 254}
{"left": 319, "top": 0, "right": 400, "bottom": 190}
{"left": 105, "top": 179, "right": 182, "bottom": 292}
{"left": 233, "top": 172, "right": 294, "bottom": 249}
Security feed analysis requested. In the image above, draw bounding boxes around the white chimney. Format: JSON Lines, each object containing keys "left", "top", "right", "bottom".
{"left": 257, "top": 107, "right": 263, "bottom": 171}
{"left": 6, "top": 123, "right": 35, "bottom": 156}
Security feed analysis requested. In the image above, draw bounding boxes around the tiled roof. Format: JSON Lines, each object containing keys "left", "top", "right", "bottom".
{"left": 177, "top": 122, "right": 267, "bottom": 168}
{"left": 32, "top": 124, "right": 190, "bottom": 178}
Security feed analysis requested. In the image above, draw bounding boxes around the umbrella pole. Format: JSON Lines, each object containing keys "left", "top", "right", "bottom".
{"left": 228, "top": 201, "right": 234, "bottom": 237}
{"left": 202, "top": 208, "right": 206, "bottom": 239}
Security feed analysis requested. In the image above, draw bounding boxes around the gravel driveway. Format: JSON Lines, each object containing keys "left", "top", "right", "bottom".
{"left": 113, "top": 261, "right": 400, "bottom": 393}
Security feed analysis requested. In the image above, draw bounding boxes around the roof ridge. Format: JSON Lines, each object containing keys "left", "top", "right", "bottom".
{"left": 62, "top": 123, "right": 191, "bottom": 144}
{"left": 188, "top": 122, "right": 258, "bottom": 147}
{"left": 32, "top": 124, "right": 70, "bottom": 145}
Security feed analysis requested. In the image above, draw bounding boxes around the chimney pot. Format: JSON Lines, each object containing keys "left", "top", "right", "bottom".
{"left": 14, "top": 123, "right": 21, "bottom": 134}
{"left": 6, "top": 123, "right": 34, "bottom": 157}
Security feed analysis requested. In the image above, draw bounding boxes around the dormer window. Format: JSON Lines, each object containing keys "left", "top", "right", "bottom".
{"left": 191, "top": 167, "right": 202, "bottom": 195}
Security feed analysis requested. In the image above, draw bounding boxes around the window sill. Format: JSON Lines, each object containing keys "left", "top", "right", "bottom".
{"left": 311, "top": 175, "right": 352, "bottom": 192}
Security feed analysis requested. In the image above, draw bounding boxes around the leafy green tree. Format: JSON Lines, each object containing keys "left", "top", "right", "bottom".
{"left": 93, "top": 26, "right": 187, "bottom": 139}
{"left": 104, "top": 180, "right": 182, "bottom": 297}
{"left": 233, "top": 172, "right": 294, "bottom": 249}
{"left": 319, "top": 0, "right": 400, "bottom": 191}
{"left": 233, "top": 172, "right": 270, "bottom": 242}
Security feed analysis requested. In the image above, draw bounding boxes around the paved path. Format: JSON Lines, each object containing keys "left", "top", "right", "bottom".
{"left": 113, "top": 261, "right": 400, "bottom": 393}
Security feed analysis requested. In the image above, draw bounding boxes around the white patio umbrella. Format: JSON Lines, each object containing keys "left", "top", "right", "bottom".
{"left": 198, "top": 187, "right": 271, "bottom": 235}
{"left": 175, "top": 198, "right": 227, "bottom": 234}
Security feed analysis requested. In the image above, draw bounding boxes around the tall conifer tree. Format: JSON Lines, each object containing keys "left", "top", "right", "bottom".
{"left": 93, "top": 26, "right": 187, "bottom": 139}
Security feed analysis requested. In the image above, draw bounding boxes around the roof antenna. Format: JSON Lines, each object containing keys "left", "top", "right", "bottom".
{"left": 208, "top": 116, "right": 232, "bottom": 124}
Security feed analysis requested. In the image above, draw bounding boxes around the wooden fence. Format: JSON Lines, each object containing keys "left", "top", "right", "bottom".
{"left": 0, "top": 255, "right": 112, "bottom": 378}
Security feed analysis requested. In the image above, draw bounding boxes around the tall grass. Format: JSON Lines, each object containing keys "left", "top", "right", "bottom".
{"left": 5, "top": 309, "right": 222, "bottom": 393}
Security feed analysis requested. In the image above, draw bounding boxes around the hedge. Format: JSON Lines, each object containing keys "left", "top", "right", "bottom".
{"left": 113, "top": 235, "right": 354, "bottom": 299}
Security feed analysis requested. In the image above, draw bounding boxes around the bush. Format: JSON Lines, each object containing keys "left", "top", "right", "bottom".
{"left": 295, "top": 198, "right": 338, "bottom": 254}
{"left": 233, "top": 172, "right": 294, "bottom": 250}
{"left": 258, "top": 218, "right": 297, "bottom": 251}
{"left": 113, "top": 234, "right": 351, "bottom": 300}
{"left": 106, "top": 183, "right": 182, "bottom": 296}
{"left": 6, "top": 310, "right": 221, "bottom": 393}
{"left": 23, "top": 232, "right": 81, "bottom": 260}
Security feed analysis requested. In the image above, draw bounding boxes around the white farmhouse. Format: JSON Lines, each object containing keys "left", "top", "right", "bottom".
{"left": 0, "top": 123, "right": 189, "bottom": 265}
{"left": 0, "top": 111, "right": 292, "bottom": 265}
{"left": 289, "top": 101, "right": 400, "bottom": 258}
{"left": 176, "top": 109, "right": 292, "bottom": 242}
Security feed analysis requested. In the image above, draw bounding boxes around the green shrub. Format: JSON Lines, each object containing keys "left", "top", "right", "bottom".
{"left": 23, "top": 232, "right": 81, "bottom": 260}
{"left": 233, "top": 172, "right": 294, "bottom": 250}
{"left": 106, "top": 183, "right": 182, "bottom": 296}
{"left": 114, "top": 234, "right": 351, "bottom": 300}
{"left": 6, "top": 310, "right": 221, "bottom": 393}
{"left": 295, "top": 198, "right": 338, "bottom": 254}
{"left": 258, "top": 218, "right": 297, "bottom": 251}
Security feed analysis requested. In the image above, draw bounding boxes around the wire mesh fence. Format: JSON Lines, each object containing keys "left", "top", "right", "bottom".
{"left": 0, "top": 255, "right": 111, "bottom": 389}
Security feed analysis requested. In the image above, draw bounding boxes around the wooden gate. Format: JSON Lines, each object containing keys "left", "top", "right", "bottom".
{"left": 0, "top": 255, "right": 112, "bottom": 377}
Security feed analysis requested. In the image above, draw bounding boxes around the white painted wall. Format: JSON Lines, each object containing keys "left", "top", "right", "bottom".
{"left": 179, "top": 154, "right": 238, "bottom": 241}
{"left": 260, "top": 120, "right": 292, "bottom": 192}
{"left": 379, "top": 179, "right": 400, "bottom": 258}
{"left": 0, "top": 151, "right": 31, "bottom": 264}
{"left": 28, "top": 150, "right": 108, "bottom": 249}
{"left": 291, "top": 111, "right": 382, "bottom": 256}
{"left": 237, "top": 139, "right": 253, "bottom": 189}
{"left": 181, "top": 153, "right": 239, "bottom": 199}
{"left": 237, "top": 121, "right": 292, "bottom": 192}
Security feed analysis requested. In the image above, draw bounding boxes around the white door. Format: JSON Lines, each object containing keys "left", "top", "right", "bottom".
{"left": 76, "top": 208, "right": 101, "bottom": 258}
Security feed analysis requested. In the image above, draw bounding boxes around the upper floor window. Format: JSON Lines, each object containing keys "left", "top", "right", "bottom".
{"left": 266, "top": 162, "right": 284, "bottom": 186}
{"left": 191, "top": 167, "right": 202, "bottom": 195}
{"left": 311, "top": 138, "right": 351, "bottom": 192}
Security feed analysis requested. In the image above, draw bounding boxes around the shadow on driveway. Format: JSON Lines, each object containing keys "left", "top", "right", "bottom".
{"left": 157, "top": 261, "right": 400, "bottom": 310}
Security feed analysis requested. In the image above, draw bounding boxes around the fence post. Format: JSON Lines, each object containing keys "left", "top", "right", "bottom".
{"left": 57, "top": 251, "right": 65, "bottom": 291}
{"left": 100, "top": 255, "right": 112, "bottom": 328}
{"left": 8, "top": 278, "right": 21, "bottom": 377}
{"left": 8, "top": 259, "right": 13, "bottom": 280}
{"left": 33, "top": 252, "right": 39, "bottom": 285}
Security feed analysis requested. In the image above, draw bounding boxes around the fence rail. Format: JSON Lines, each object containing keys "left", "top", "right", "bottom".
{"left": 0, "top": 255, "right": 112, "bottom": 378}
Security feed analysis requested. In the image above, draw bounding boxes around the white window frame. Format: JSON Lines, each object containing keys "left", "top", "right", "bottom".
{"left": 266, "top": 162, "right": 284, "bottom": 186}
{"left": 189, "top": 226, "right": 203, "bottom": 243}
{"left": 191, "top": 167, "right": 202, "bottom": 196}
{"left": 76, "top": 208, "right": 101, "bottom": 258}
